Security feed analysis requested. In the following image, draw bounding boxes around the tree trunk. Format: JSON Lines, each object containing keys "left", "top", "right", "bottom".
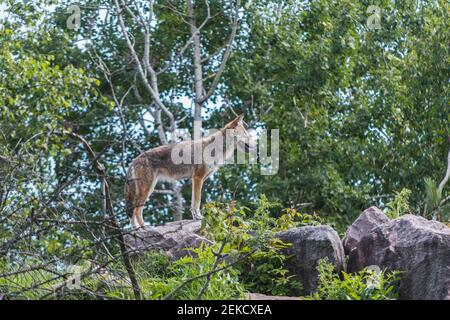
{"left": 172, "top": 182, "right": 184, "bottom": 221}
{"left": 187, "top": 0, "right": 204, "bottom": 145}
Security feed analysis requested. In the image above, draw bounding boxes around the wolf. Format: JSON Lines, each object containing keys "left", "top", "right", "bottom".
{"left": 124, "top": 114, "right": 254, "bottom": 228}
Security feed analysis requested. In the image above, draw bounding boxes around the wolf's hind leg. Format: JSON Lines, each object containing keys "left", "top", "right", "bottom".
{"left": 134, "top": 175, "right": 157, "bottom": 227}
{"left": 126, "top": 165, "right": 157, "bottom": 228}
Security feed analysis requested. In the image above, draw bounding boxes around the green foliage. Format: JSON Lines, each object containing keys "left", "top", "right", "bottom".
{"left": 274, "top": 208, "right": 323, "bottom": 232}
{"left": 146, "top": 246, "right": 245, "bottom": 300}
{"left": 100, "top": 247, "right": 246, "bottom": 300}
{"left": 239, "top": 244, "right": 302, "bottom": 296}
{"left": 424, "top": 178, "right": 442, "bottom": 210}
{"left": 1, "top": 0, "right": 448, "bottom": 300}
{"left": 201, "top": 196, "right": 320, "bottom": 295}
{"left": 0, "top": 27, "right": 101, "bottom": 153}
{"left": 424, "top": 177, "right": 450, "bottom": 222}
{"left": 386, "top": 188, "right": 412, "bottom": 219}
{"left": 222, "top": 0, "right": 449, "bottom": 229}
{"left": 0, "top": 258, "right": 89, "bottom": 300}
{"left": 81, "top": 196, "right": 309, "bottom": 299}
{"left": 309, "top": 259, "right": 400, "bottom": 300}
{"left": 0, "top": 263, "right": 57, "bottom": 299}
{"left": 83, "top": 193, "right": 312, "bottom": 300}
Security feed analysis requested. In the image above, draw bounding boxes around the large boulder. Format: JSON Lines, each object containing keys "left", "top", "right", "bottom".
{"left": 347, "top": 214, "right": 450, "bottom": 300}
{"left": 343, "top": 206, "right": 390, "bottom": 255}
{"left": 124, "top": 220, "right": 213, "bottom": 259}
{"left": 277, "top": 225, "right": 345, "bottom": 295}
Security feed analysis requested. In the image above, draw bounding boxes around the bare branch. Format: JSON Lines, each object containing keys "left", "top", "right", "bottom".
{"left": 133, "top": 86, "right": 169, "bottom": 145}
{"left": 195, "top": 237, "right": 227, "bottom": 300}
{"left": 438, "top": 149, "right": 450, "bottom": 194}
{"left": 199, "top": 0, "right": 241, "bottom": 104}
{"left": 163, "top": 249, "right": 255, "bottom": 300}
{"left": 61, "top": 130, "right": 142, "bottom": 300}
{"left": 186, "top": 0, "right": 207, "bottom": 136}
{"left": 0, "top": 155, "right": 11, "bottom": 164}
{"left": 114, "top": 0, "right": 175, "bottom": 133}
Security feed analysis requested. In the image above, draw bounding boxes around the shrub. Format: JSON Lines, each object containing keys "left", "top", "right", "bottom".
{"left": 201, "top": 196, "right": 321, "bottom": 296}
{"left": 309, "top": 258, "right": 400, "bottom": 300}
{"left": 3, "top": 196, "right": 321, "bottom": 299}
{"left": 84, "top": 247, "right": 245, "bottom": 300}
{"left": 138, "top": 246, "right": 246, "bottom": 300}
{"left": 386, "top": 188, "right": 411, "bottom": 219}
{"left": 424, "top": 177, "right": 450, "bottom": 222}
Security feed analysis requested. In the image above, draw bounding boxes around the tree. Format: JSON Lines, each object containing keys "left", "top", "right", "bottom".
{"left": 220, "top": 0, "right": 449, "bottom": 227}
{"left": 55, "top": 0, "right": 242, "bottom": 221}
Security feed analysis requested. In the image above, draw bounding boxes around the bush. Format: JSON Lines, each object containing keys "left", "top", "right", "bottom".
{"left": 137, "top": 246, "right": 246, "bottom": 300}
{"left": 1, "top": 196, "right": 323, "bottom": 299}
{"left": 201, "top": 196, "right": 321, "bottom": 296}
{"left": 309, "top": 258, "right": 400, "bottom": 300}
{"left": 82, "top": 247, "right": 245, "bottom": 300}
{"left": 386, "top": 188, "right": 411, "bottom": 219}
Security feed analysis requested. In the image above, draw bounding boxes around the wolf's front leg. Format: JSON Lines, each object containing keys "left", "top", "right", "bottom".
{"left": 191, "top": 208, "right": 203, "bottom": 220}
{"left": 191, "top": 177, "right": 203, "bottom": 220}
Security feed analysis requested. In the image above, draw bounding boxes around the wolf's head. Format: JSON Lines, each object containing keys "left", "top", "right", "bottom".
{"left": 223, "top": 114, "right": 256, "bottom": 153}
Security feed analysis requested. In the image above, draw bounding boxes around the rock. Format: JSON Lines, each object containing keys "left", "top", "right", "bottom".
{"left": 246, "top": 293, "right": 300, "bottom": 300}
{"left": 343, "top": 206, "right": 390, "bottom": 255}
{"left": 124, "top": 219, "right": 213, "bottom": 259}
{"left": 347, "top": 214, "right": 450, "bottom": 300}
{"left": 277, "top": 225, "right": 345, "bottom": 295}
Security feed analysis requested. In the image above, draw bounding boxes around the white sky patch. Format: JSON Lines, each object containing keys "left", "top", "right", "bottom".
{"left": 0, "top": 3, "right": 8, "bottom": 21}
{"left": 142, "top": 94, "right": 233, "bottom": 142}
{"left": 98, "top": 7, "right": 108, "bottom": 21}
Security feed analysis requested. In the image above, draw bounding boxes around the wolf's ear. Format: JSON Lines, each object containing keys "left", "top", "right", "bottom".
{"left": 225, "top": 114, "right": 244, "bottom": 129}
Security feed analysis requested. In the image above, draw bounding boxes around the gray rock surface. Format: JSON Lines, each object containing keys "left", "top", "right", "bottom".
{"left": 343, "top": 206, "right": 390, "bottom": 255}
{"left": 277, "top": 225, "right": 345, "bottom": 295}
{"left": 347, "top": 214, "right": 450, "bottom": 300}
{"left": 124, "top": 219, "right": 213, "bottom": 259}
